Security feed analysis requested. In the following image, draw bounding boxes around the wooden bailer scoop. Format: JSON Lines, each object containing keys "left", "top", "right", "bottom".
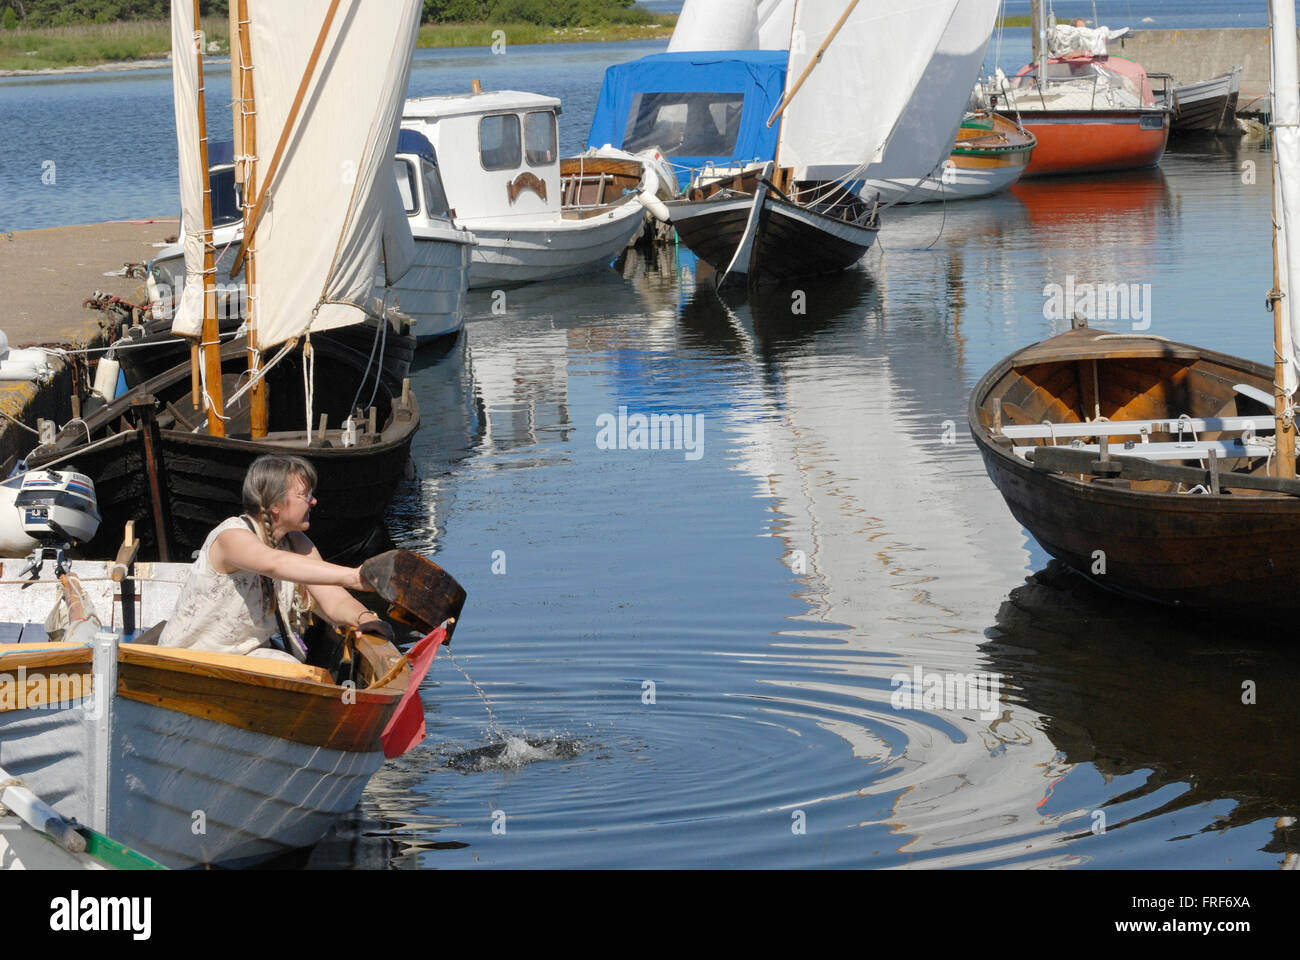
{"left": 360, "top": 550, "right": 466, "bottom": 640}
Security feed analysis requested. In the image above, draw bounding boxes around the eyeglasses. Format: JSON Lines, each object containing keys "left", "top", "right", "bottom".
{"left": 289, "top": 490, "right": 316, "bottom": 504}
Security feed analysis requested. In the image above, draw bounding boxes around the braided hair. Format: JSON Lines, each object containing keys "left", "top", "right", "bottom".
{"left": 241, "top": 455, "right": 318, "bottom": 623}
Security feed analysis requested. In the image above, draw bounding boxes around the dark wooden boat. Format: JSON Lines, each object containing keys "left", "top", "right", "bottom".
{"left": 665, "top": 165, "right": 877, "bottom": 289}
{"left": 111, "top": 312, "right": 415, "bottom": 397}
{"left": 969, "top": 326, "right": 1300, "bottom": 618}
{"left": 25, "top": 336, "right": 418, "bottom": 563}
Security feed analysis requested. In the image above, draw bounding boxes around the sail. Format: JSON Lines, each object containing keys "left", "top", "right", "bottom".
{"left": 238, "top": 0, "right": 419, "bottom": 349}
{"left": 777, "top": 0, "right": 961, "bottom": 181}
{"left": 169, "top": 0, "right": 206, "bottom": 337}
{"left": 861, "top": 0, "right": 1000, "bottom": 184}
{"left": 1272, "top": 0, "right": 1300, "bottom": 395}
{"left": 668, "top": 0, "right": 759, "bottom": 51}
{"left": 667, "top": 0, "right": 795, "bottom": 51}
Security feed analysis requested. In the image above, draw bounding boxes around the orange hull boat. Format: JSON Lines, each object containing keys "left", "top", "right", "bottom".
{"left": 1015, "top": 111, "right": 1169, "bottom": 176}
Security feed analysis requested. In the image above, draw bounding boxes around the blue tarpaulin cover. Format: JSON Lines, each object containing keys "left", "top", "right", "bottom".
{"left": 586, "top": 50, "right": 788, "bottom": 187}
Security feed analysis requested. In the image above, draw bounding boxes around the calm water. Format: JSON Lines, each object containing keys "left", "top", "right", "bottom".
{"left": 2, "top": 38, "right": 1298, "bottom": 870}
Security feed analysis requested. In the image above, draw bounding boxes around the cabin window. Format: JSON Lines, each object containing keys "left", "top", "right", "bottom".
{"left": 422, "top": 159, "right": 452, "bottom": 219}
{"left": 623, "top": 92, "right": 745, "bottom": 157}
{"left": 525, "top": 110, "right": 557, "bottom": 166}
{"left": 394, "top": 159, "right": 419, "bottom": 214}
{"left": 210, "top": 166, "right": 242, "bottom": 227}
{"left": 480, "top": 114, "right": 522, "bottom": 171}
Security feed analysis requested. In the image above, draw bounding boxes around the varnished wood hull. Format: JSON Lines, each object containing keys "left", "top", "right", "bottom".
{"left": 27, "top": 340, "right": 419, "bottom": 563}
{"left": 969, "top": 327, "right": 1300, "bottom": 617}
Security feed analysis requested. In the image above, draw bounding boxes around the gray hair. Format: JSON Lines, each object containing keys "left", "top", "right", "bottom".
{"left": 242, "top": 455, "right": 317, "bottom": 544}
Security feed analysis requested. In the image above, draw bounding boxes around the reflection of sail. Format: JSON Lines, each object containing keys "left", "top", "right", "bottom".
{"left": 700, "top": 267, "right": 1086, "bottom": 866}
{"left": 986, "top": 564, "right": 1300, "bottom": 864}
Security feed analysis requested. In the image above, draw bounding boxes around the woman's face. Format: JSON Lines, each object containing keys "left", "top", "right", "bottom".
{"left": 272, "top": 473, "right": 316, "bottom": 535}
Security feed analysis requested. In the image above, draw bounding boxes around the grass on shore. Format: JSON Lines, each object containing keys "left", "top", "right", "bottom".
{"left": 0, "top": 16, "right": 675, "bottom": 72}
{"left": 996, "top": 16, "right": 1032, "bottom": 28}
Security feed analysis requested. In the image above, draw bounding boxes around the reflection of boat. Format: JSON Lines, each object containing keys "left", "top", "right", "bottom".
{"left": 665, "top": 1, "right": 962, "bottom": 289}
{"left": 987, "top": 563, "right": 1300, "bottom": 857}
{"left": 989, "top": 4, "right": 1171, "bottom": 177}
{"left": 1172, "top": 66, "right": 1243, "bottom": 136}
{"left": 401, "top": 89, "right": 651, "bottom": 289}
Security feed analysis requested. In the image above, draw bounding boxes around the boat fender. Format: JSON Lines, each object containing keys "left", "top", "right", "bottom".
{"left": 637, "top": 191, "right": 671, "bottom": 223}
{"left": 91, "top": 357, "right": 120, "bottom": 405}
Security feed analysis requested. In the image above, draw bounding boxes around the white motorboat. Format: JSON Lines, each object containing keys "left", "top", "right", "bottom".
{"left": 401, "top": 89, "right": 654, "bottom": 289}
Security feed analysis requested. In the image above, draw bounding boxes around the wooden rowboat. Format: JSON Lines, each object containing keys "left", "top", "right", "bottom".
{"left": 0, "top": 549, "right": 462, "bottom": 869}
{"left": 969, "top": 326, "right": 1300, "bottom": 617}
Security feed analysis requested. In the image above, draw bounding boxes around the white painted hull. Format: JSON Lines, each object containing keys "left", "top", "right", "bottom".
{"left": 394, "top": 225, "right": 473, "bottom": 343}
{"left": 0, "top": 697, "right": 382, "bottom": 868}
{"left": 865, "top": 161, "right": 1026, "bottom": 204}
{"left": 465, "top": 200, "right": 646, "bottom": 289}
{"left": 149, "top": 223, "right": 472, "bottom": 343}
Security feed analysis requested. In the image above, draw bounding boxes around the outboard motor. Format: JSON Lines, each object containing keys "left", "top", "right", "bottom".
{"left": 7, "top": 469, "right": 101, "bottom": 579}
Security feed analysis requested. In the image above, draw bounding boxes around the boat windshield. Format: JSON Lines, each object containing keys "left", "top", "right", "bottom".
{"left": 421, "top": 158, "right": 452, "bottom": 219}
{"left": 622, "top": 92, "right": 745, "bottom": 157}
{"left": 210, "top": 166, "right": 241, "bottom": 227}
{"left": 394, "top": 159, "right": 419, "bottom": 214}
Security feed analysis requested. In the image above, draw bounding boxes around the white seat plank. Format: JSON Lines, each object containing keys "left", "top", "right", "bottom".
{"left": 1001, "top": 415, "right": 1273, "bottom": 440}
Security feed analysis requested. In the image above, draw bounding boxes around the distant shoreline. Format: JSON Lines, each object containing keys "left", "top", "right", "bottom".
{"left": 0, "top": 19, "right": 675, "bottom": 77}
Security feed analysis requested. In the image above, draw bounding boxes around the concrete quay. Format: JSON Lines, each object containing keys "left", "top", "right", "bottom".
{"left": 0, "top": 219, "right": 173, "bottom": 471}
{"left": 1112, "top": 28, "right": 1296, "bottom": 112}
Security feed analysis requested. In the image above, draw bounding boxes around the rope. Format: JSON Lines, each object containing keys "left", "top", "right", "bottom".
{"left": 0, "top": 407, "right": 40, "bottom": 436}
{"left": 303, "top": 334, "right": 315, "bottom": 441}
{"left": 348, "top": 318, "right": 386, "bottom": 424}
{"left": 223, "top": 338, "right": 297, "bottom": 410}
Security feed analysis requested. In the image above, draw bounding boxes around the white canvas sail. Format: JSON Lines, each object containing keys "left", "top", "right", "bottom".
{"left": 169, "top": 0, "right": 206, "bottom": 337}
{"left": 861, "top": 0, "right": 1000, "bottom": 184}
{"left": 776, "top": 0, "right": 961, "bottom": 181}
{"left": 667, "top": 0, "right": 795, "bottom": 52}
{"left": 668, "top": 0, "right": 759, "bottom": 51}
{"left": 236, "top": 0, "right": 419, "bottom": 349}
{"left": 1271, "top": 0, "right": 1300, "bottom": 396}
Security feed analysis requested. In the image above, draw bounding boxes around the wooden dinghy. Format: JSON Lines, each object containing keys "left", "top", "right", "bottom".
{"left": 0, "top": 548, "right": 460, "bottom": 868}
{"left": 23, "top": 338, "right": 419, "bottom": 564}
{"left": 969, "top": 326, "right": 1300, "bottom": 617}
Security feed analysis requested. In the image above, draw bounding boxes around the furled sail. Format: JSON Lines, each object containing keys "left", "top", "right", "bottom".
{"left": 168, "top": 0, "right": 206, "bottom": 337}
{"left": 1271, "top": 0, "right": 1300, "bottom": 396}
{"left": 776, "top": 0, "right": 961, "bottom": 181}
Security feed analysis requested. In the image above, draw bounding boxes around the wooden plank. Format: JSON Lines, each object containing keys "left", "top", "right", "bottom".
{"left": 359, "top": 550, "right": 466, "bottom": 637}
{"left": 1015, "top": 439, "right": 1270, "bottom": 460}
{"left": 1001, "top": 414, "right": 1274, "bottom": 439}
{"left": 120, "top": 644, "right": 334, "bottom": 685}
{"left": 1028, "top": 445, "right": 1300, "bottom": 495}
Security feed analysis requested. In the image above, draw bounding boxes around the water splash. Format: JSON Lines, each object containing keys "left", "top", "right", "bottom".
{"left": 445, "top": 736, "right": 582, "bottom": 773}
{"left": 446, "top": 647, "right": 507, "bottom": 741}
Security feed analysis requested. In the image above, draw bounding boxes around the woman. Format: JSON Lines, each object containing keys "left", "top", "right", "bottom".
{"left": 159, "top": 454, "right": 391, "bottom": 661}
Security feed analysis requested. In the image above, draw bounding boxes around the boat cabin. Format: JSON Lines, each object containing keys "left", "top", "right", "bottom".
{"left": 402, "top": 90, "right": 563, "bottom": 227}
{"left": 393, "top": 128, "right": 456, "bottom": 223}
{"left": 586, "top": 50, "right": 787, "bottom": 189}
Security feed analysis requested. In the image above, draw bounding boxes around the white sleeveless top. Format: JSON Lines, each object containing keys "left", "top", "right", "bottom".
{"left": 158, "top": 517, "right": 298, "bottom": 656}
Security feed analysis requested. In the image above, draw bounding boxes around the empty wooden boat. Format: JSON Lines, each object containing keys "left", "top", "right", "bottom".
{"left": 969, "top": 325, "right": 1300, "bottom": 616}
{"left": 1171, "top": 66, "right": 1243, "bottom": 136}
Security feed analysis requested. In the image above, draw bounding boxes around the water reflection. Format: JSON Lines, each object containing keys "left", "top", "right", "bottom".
{"left": 986, "top": 563, "right": 1300, "bottom": 867}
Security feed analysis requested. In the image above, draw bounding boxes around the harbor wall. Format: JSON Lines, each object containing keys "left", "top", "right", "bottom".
{"left": 1111, "top": 28, "right": 1294, "bottom": 110}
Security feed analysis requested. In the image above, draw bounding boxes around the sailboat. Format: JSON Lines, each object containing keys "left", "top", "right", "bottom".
{"left": 662, "top": 0, "right": 962, "bottom": 290}
{"left": 985, "top": 0, "right": 1172, "bottom": 177}
{"left": 22, "top": 0, "right": 422, "bottom": 564}
{"left": 968, "top": 0, "right": 1300, "bottom": 619}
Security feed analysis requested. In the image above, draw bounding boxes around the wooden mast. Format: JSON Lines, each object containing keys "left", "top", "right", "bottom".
{"left": 193, "top": 0, "right": 225, "bottom": 437}
{"left": 1269, "top": 0, "right": 1298, "bottom": 477}
{"left": 235, "top": 0, "right": 267, "bottom": 438}
{"left": 1033, "top": 0, "right": 1047, "bottom": 90}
